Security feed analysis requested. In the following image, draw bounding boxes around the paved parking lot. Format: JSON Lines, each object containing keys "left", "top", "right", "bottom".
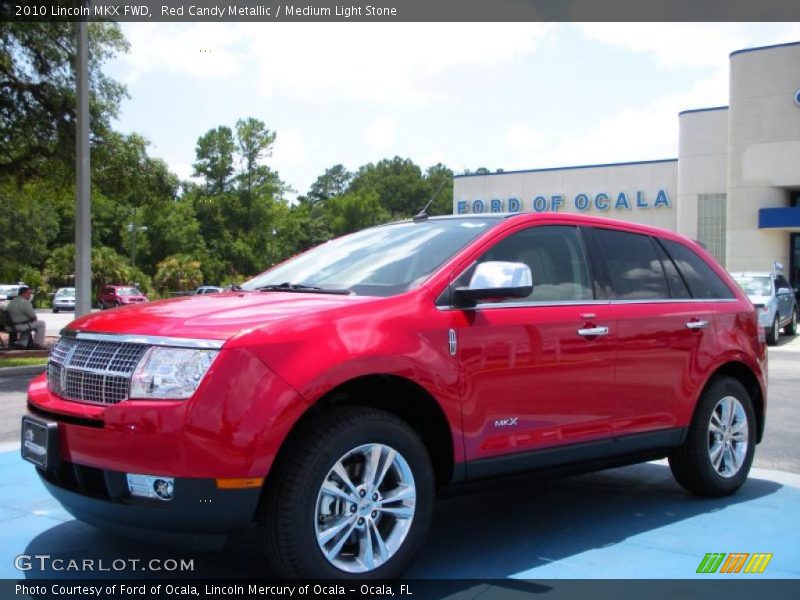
{"left": 0, "top": 336, "right": 798, "bottom": 581}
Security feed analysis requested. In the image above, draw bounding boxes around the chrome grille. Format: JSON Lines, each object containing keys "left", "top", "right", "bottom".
{"left": 47, "top": 337, "right": 148, "bottom": 405}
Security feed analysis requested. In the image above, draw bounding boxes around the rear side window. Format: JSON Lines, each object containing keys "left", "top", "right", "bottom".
{"left": 653, "top": 240, "right": 692, "bottom": 299}
{"left": 477, "top": 225, "right": 594, "bottom": 303}
{"left": 595, "top": 229, "right": 669, "bottom": 300}
{"left": 659, "top": 239, "right": 736, "bottom": 300}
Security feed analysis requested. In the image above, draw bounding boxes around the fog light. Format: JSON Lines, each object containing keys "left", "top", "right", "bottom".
{"left": 126, "top": 474, "right": 175, "bottom": 501}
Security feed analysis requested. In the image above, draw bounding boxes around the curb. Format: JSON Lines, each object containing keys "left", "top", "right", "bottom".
{"left": 0, "top": 364, "right": 47, "bottom": 378}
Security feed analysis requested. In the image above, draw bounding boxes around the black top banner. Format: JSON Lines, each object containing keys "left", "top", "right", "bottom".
{"left": 2, "top": 0, "right": 800, "bottom": 22}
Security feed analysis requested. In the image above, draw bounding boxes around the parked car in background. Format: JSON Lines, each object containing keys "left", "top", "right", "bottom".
{"left": 0, "top": 284, "right": 25, "bottom": 300}
{"left": 25, "top": 214, "right": 768, "bottom": 579}
{"left": 731, "top": 271, "right": 798, "bottom": 345}
{"left": 195, "top": 286, "right": 223, "bottom": 295}
{"left": 52, "top": 288, "right": 76, "bottom": 313}
{"left": 98, "top": 286, "right": 148, "bottom": 309}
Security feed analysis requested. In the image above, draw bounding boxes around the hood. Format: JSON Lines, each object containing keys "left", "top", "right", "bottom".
{"left": 745, "top": 294, "right": 771, "bottom": 306}
{"left": 65, "top": 291, "right": 376, "bottom": 341}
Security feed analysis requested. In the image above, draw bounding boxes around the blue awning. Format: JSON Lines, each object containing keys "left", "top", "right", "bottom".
{"left": 758, "top": 207, "right": 800, "bottom": 229}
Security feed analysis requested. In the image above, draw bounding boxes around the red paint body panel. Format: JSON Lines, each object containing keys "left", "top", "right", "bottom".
{"left": 27, "top": 213, "right": 767, "bottom": 486}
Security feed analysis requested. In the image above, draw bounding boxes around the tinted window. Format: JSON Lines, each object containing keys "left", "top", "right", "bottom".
{"left": 660, "top": 239, "right": 735, "bottom": 300}
{"left": 476, "top": 225, "right": 593, "bottom": 302}
{"left": 653, "top": 240, "right": 691, "bottom": 299}
{"left": 595, "top": 229, "right": 669, "bottom": 300}
{"left": 775, "top": 275, "right": 790, "bottom": 291}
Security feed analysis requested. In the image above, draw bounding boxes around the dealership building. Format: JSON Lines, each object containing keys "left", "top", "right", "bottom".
{"left": 453, "top": 41, "right": 800, "bottom": 287}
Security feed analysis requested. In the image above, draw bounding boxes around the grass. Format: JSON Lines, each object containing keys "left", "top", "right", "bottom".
{"left": 0, "top": 356, "right": 48, "bottom": 368}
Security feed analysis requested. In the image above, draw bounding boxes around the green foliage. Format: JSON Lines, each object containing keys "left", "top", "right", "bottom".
{"left": 0, "top": 22, "right": 128, "bottom": 181}
{"left": 349, "top": 157, "right": 428, "bottom": 218}
{"left": 193, "top": 126, "right": 236, "bottom": 194}
{"left": 325, "top": 190, "right": 391, "bottom": 236}
{"left": 307, "top": 164, "right": 352, "bottom": 204}
{"left": 42, "top": 244, "right": 151, "bottom": 298}
{"left": 154, "top": 255, "right": 203, "bottom": 292}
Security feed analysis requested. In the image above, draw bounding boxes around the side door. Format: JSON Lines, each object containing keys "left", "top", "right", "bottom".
{"left": 593, "top": 228, "right": 721, "bottom": 452}
{"left": 454, "top": 224, "right": 617, "bottom": 478}
{"left": 775, "top": 274, "right": 793, "bottom": 324}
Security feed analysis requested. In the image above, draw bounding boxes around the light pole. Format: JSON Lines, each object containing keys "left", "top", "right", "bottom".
{"left": 127, "top": 216, "right": 148, "bottom": 271}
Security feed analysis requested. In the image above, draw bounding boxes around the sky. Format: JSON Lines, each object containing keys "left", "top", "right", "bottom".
{"left": 105, "top": 22, "right": 800, "bottom": 201}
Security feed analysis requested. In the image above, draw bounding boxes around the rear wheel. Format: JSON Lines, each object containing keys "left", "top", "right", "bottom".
{"left": 669, "top": 376, "right": 755, "bottom": 497}
{"left": 53, "top": 308, "right": 59, "bottom": 314}
{"left": 784, "top": 308, "right": 797, "bottom": 336}
{"left": 767, "top": 315, "right": 780, "bottom": 346}
{"left": 261, "top": 407, "right": 434, "bottom": 579}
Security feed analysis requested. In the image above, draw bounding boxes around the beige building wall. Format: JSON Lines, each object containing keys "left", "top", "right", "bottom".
{"left": 726, "top": 43, "right": 800, "bottom": 271}
{"left": 677, "top": 108, "right": 729, "bottom": 241}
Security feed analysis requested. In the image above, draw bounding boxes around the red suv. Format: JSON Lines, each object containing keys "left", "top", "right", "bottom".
{"left": 23, "top": 214, "right": 767, "bottom": 578}
{"left": 98, "top": 285, "right": 148, "bottom": 309}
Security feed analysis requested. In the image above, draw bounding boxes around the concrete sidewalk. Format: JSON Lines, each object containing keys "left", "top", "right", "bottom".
{"left": 0, "top": 448, "right": 797, "bottom": 580}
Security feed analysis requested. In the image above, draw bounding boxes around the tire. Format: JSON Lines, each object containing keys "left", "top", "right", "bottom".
{"left": 784, "top": 308, "right": 797, "bottom": 336}
{"left": 115, "top": 301, "right": 121, "bottom": 308}
{"left": 669, "top": 376, "right": 755, "bottom": 497}
{"left": 767, "top": 315, "right": 780, "bottom": 346}
{"left": 261, "top": 406, "right": 434, "bottom": 579}
{"left": 53, "top": 308, "right": 59, "bottom": 314}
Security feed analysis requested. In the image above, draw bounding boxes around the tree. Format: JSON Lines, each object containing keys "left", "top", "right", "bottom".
{"left": 193, "top": 126, "right": 235, "bottom": 194}
{"left": 424, "top": 163, "right": 455, "bottom": 216}
{"left": 307, "top": 164, "right": 352, "bottom": 204}
{"left": 155, "top": 255, "right": 203, "bottom": 292}
{"left": 235, "top": 117, "right": 277, "bottom": 195}
{"left": 0, "top": 22, "right": 128, "bottom": 181}
{"left": 43, "top": 244, "right": 150, "bottom": 297}
{"left": 325, "top": 190, "right": 390, "bottom": 236}
{"left": 348, "top": 157, "right": 428, "bottom": 217}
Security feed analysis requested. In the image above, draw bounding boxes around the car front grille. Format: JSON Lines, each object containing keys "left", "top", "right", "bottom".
{"left": 47, "top": 337, "right": 149, "bottom": 405}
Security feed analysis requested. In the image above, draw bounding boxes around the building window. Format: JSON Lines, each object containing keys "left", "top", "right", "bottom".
{"left": 697, "top": 194, "right": 727, "bottom": 266}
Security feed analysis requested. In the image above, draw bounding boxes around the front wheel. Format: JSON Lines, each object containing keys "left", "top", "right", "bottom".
{"left": 53, "top": 308, "right": 59, "bottom": 314}
{"left": 669, "top": 376, "right": 755, "bottom": 497}
{"left": 261, "top": 407, "right": 434, "bottom": 579}
{"left": 784, "top": 308, "right": 797, "bottom": 336}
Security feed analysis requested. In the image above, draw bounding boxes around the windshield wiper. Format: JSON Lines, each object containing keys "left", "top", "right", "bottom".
{"left": 256, "top": 282, "right": 352, "bottom": 295}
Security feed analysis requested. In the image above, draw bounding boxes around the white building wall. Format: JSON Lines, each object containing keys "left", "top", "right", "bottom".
{"left": 726, "top": 43, "right": 800, "bottom": 271}
{"left": 453, "top": 160, "right": 678, "bottom": 231}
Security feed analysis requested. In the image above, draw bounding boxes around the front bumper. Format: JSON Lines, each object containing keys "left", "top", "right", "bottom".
{"left": 37, "top": 461, "right": 260, "bottom": 550}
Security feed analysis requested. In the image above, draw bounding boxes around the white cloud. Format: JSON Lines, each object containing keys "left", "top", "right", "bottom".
{"left": 272, "top": 128, "right": 307, "bottom": 166}
{"left": 117, "top": 23, "right": 246, "bottom": 83}
{"left": 505, "top": 123, "right": 544, "bottom": 152}
{"left": 576, "top": 23, "right": 800, "bottom": 69}
{"left": 118, "top": 23, "right": 555, "bottom": 104}
{"left": 364, "top": 117, "right": 397, "bottom": 149}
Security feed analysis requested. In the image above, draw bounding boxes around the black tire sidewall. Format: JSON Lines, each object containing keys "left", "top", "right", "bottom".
{"left": 768, "top": 316, "right": 780, "bottom": 345}
{"left": 686, "top": 378, "right": 756, "bottom": 495}
{"left": 272, "top": 412, "right": 434, "bottom": 579}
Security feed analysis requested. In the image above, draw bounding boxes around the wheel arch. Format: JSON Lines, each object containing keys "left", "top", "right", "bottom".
{"left": 704, "top": 361, "right": 766, "bottom": 443}
{"left": 272, "top": 374, "right": 456, "bottom": 490}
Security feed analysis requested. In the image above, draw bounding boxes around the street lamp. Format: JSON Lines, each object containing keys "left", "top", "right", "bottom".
{"left": 127, "top": 221, "right": 148, "bottom": 271}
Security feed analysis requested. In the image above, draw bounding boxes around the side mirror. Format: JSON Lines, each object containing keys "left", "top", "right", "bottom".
{"left": 453, "top": 261, "right": 533, "bottom": 306}
{"left": 777, "top": 287, "right": 792, "bottom": 296}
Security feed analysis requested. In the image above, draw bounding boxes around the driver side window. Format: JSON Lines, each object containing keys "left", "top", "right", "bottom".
{"left": 472, "top": 225, "right": 594, "bottom": 303}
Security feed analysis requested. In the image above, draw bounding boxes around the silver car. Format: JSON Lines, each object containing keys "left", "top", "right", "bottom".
{"left": 731, "top": 271, "right": 798, "bottom": 346}
{"left": 52, "top": 287, "right": 76, "bottom": 313}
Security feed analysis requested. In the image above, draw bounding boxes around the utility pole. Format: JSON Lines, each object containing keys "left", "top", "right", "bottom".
{"left": 75, "top": 19, "right": 91, "bottom": 317}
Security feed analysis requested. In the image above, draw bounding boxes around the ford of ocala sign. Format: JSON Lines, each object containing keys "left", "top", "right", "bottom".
{"left": 456, "top": 190, "right": 672, "bottom": 214}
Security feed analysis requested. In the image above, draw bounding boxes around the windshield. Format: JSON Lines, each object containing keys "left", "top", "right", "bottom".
{"left": 118, "top": 287, "right": 142, "bottom": 296}
{"left": 56, "top": 288, "right": 75, "bottom": 297}
{"left": 242, "top": 218, "right": 501, "bottom": 297}
{"left": 733, "top": 276, "right": 772, "bottom": 297}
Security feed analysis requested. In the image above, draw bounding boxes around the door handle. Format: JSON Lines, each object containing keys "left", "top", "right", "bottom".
{"left": 685, "top": 320, "right": 709, "bottom": 330}
{"left": 577, "top": 326, "right": 609, "bottom": 337}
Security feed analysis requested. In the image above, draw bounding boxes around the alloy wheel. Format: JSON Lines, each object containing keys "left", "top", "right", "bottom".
{"left": 314, "top": 443, "right": 416, "bottom": 574}
{"left": 708, "top": 396, "right": 749, "bottom": 478}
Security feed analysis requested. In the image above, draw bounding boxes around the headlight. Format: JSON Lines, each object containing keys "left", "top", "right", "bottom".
{"left": 130, "top": 347, "right": 219, "bottom": 400}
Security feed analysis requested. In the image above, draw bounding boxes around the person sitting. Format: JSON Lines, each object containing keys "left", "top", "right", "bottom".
{"left": 6, "top": 286, "right": 46, "bottom": 349}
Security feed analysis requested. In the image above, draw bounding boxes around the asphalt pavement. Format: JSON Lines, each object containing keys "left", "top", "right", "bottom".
{"left": 0, "top": 334, "right": 798, "bottom": 580}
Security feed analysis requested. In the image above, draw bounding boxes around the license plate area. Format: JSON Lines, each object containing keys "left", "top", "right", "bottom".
{"left": 21, "top": 416, "right": 60, "bottom": 470}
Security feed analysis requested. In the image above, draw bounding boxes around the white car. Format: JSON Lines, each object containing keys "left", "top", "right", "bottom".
{"left": 195, "top": 286, "right": 223, "bottom": 295}
{"left": 52, "top": 287, "right": 76, "bottom": 313}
